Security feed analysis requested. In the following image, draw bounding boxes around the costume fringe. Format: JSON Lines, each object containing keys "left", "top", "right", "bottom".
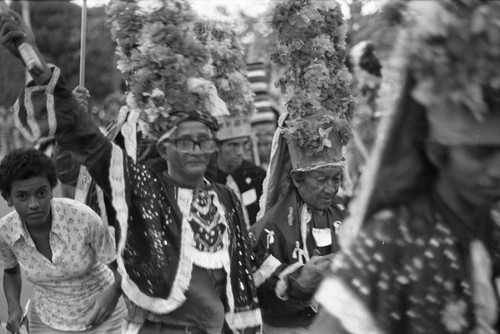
{"left": 256, "top": 113, "right": 289, "bottom": 220}
{"left": 275, "top": 262, "right": 304, "bottom": 301}
{"left": 13, "top": 66, "right": 60, "bottom": 142}
{"left": 253, "top": 255, "right": 281, "bottom": 287}
{"left": 225, "top": 308, "right": 263, "bottom": 330}
{"left": 315, "top": 276, "right": 384, "bottom": 334}
{"left": 74, "top": 166, "right": 92, "bottom": 203}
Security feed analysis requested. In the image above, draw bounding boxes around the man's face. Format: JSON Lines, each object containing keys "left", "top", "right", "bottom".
{"left": 257, "top": 135, "right": 273, "bottom": 164}
{"left": 217, "top": 137, "right": 250, "bottom": 173}
{"left": 439, "top": 145, "right": 500, "bottom": 208}
{"left": 160, "top": 121, "right": 215, "bottom": 182}
{"left": 7, "top": 176, "right": 53, "bottom": 228}
{"left": 253, "top": 123, "right": 276, "bottom": 164}
{"left": 292, "top": 166, "right": 342, "bottom": 211}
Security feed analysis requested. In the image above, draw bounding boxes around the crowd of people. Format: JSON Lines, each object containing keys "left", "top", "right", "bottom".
{"left": 1, "top": 0, "right": 500, "bottom": 333}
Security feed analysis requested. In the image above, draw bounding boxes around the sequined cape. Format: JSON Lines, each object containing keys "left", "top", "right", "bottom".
{"left": 250, "top": 189, "right": 345, "bottom": 328}
{"left": 314, "top": 193, "right": 500, "bottom": 334}
{"left": 13, "top": 68, "right": 262, "bottom": 331}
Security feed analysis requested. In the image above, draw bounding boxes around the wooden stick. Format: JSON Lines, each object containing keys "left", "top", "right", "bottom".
{"left": 79, "top": 0, "right": 87, "bottom": 87}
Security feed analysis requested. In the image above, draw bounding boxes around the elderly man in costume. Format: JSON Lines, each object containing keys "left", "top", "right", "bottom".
{"left": 250, "top": 0, "right": 352, "bottom": 332}
{"left": 0, "top": 1, "right": 262, "bottom": 333}
{"left": 310, "top": 1, "right": 500, "bottom": 333}
{"left": 193, "top": 22, "right": 267, "bottom": 228}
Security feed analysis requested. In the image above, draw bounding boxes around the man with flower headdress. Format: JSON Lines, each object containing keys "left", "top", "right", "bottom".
{"left": 309, "top": 1, "right": 500, "bottom": 333}
{"left": 194, "top": 21, "right": 267, "bottom": 228}
{"left": 249, "top": 0, "right": 352, "bottom": 332}
{"left": 0, "top": 1, "right": 262, "bottom": 333}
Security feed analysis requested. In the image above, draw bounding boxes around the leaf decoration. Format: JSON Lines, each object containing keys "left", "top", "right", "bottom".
{"left": 269, "top": 0, "right": 353, "bottom": 155}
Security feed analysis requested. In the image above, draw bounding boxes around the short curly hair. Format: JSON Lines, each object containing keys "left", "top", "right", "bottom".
{"left": 0, "top": 148, "right": 58, "bottom": 200}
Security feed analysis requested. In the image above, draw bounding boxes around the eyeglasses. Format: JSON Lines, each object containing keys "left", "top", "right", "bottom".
{"left": 165, "top": 138, "right": 217, "bottom": 153}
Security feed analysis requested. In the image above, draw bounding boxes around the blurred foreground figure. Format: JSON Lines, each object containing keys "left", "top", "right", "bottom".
{"left": 311, "top": 1, "right": 500, "bottom": 333}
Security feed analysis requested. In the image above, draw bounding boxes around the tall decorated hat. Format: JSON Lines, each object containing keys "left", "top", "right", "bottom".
{"left": 107, "top": 0, "right": 228, "bottom": 149}
{"left": 194, "top": 20, "right": 255, "bottom": 142}
{"left": 257, "top": 0, "right": 353, "bottom": 217}
{"left": 340, "top": 0, "right": 500, "bottom": 247}
{"left": 270, "top": 0, "right": 353, "bottom": 172}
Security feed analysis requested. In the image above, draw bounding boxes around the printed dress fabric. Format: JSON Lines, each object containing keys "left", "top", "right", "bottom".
{"left": 316, "top": 192, "right": 500, "bottom": 334}
{"left": 251, "top": 189, "right": 345, "bottom": 328}
{"left": 12, "top": 68, "right": 261, "bottom": 333}
{"left": 0, "top": 198, "right": 117, "bottom": 331}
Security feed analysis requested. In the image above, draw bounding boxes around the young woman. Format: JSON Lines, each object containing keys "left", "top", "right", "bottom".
{"left": 0, "top": 149, "right": 127, "bottom": 333}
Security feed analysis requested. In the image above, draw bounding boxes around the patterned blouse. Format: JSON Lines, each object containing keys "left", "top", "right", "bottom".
{"left": 0, "top": 198, "right": 117, "bottom": 331}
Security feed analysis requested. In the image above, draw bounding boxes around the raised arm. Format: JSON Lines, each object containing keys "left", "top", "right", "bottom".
{"left": 0, "top": 10, "right": 52, "bottom": 85}
{"left": 1, "top": 10, "right": 117, "bottom": 194}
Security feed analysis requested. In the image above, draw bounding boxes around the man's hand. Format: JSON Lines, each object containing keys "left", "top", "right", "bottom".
{"left": 6, "top": 305, "right": 22, "bottom": 334}
{"left": 0, "top": 9, "right": 36, "bottom": 60}
{"left": 72, "top": 86, "right": 91, "bottom": 113}
{"left": 86, "top": 285, "right": 120, "bottom": 327}
{"left": 294, "top": 254, "right": 335, "bottom": 292}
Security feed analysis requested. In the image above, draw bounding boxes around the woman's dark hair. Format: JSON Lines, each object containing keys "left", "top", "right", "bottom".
{"left": 364, "top": 73, "right": 440, "bottom": 219}
{"left": 0, "top": 148, "right": 58, "bottom": 200}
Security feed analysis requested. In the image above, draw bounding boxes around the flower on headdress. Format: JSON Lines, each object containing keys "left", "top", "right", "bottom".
{"left": 194, "top": 20, "right": 255, "bottom": 119}
{"left": 270, "top": 0, "right": 353, "bottom": 154}
{"left": 107, "top": 0, "right": 215, "bottom": 140}
{"left": 398, "top": 0, "right": 500, "bottom": 121}
{"left": 136, "top": 0, "right": 163, "bottom": 15}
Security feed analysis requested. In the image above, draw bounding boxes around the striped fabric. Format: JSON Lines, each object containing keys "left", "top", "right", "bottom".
{"left": 247, "top": 62, "right": 279, "bottom": 125}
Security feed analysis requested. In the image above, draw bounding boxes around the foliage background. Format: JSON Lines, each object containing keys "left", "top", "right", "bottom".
{"left": 0, "top": 0, "right": 122, "bottom": 107}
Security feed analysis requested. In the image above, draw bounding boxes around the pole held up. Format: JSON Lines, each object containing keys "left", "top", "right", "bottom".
{"left": 79, "top": 0, "right": 87, "bottom": 87}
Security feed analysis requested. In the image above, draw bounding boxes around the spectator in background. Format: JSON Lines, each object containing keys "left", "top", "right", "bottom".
{"left": 214, "top": 115, "right": 266, "bottom": 228}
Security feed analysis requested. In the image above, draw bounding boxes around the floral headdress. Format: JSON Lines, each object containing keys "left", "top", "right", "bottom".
{"left": 398, "top": 0, "right": 500, "bottom": 144}
{"left": 194, "top": 20, "right": 256, "bottom": 141}
{"left": 270, "top": 0, "right": 353, "bottom": 170}
{"left": 107, "top": 0, "right": 228, "bottom": 141}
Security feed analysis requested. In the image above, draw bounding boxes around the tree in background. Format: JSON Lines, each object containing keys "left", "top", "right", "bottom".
{"left": 346, "top": 0, "right": 397, "bottom": 60}
{"left": 0, "top": 1, "right": 123, "bottom": 151}
{"left": 1, "top": 1, "right": 121, "bottom": 105}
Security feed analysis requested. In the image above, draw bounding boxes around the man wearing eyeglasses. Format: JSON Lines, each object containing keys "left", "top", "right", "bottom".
{"left": 0, "top": 10, "right": 261, "bottom": 334}
{"left": 213, "top": 116, "right": 267, "bottom": 228}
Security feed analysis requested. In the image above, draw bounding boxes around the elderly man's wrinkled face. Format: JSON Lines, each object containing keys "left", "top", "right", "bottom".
{"left": 158, "top": 121, "right": 216, "bottom": 184}
{"left": 437, "top": 144, "right": 500, "bottom": 209}
{"left": 291, "top": 166, "right": 343, "bottom": 211}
